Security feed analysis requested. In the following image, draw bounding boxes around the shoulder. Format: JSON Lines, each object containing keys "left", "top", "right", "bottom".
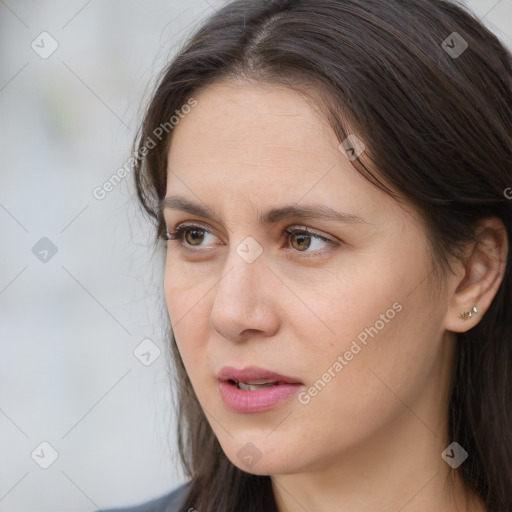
{"left": 94, "top": 482, "right": 190, "bottom": 512}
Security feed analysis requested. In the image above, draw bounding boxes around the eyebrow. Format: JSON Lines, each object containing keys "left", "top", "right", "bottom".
{"left": 159, "top": 196, "right": 368, "bottom": 225}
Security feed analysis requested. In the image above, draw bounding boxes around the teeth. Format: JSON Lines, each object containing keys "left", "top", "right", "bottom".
{"left": 238, "top": 382, "right": 278, "bottom": 391}
{"left": 243, "top": 379, "right": 275, "bottom": 385}
{"left": 235, "top": 380, "right": 279, "bottom": 391}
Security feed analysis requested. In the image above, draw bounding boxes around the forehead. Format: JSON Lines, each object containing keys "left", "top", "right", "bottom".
{"left": 164, "top": 81, "right": 401, "bottom": 226}
{"left": 168, "top": 81, "right": 336, "bottom": 164}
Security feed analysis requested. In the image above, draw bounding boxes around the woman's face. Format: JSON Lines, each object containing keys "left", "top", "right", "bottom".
{"left": 162, "top": 81, "right": 456, "bottom": 476}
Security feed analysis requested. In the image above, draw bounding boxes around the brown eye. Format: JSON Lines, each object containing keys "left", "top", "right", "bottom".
{"left": 289, "top": 232, "right": 312, "bottom": 251}
{"left": 184, "top": 228, "right": 206, "bottom": 246}
{"left": 284, "top": 227, "right": 334, "bottom": 256}
{"left": 165, "top": 225, "right": 216, "bottom": 248}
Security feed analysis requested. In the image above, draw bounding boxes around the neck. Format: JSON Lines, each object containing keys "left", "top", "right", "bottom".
{"left": 270, "top": 408, "right": 485, "bottom": 512}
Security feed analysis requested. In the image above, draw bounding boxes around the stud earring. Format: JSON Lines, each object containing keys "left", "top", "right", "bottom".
{"left": 460, "top": 305, "right": 478, "bottom": 320}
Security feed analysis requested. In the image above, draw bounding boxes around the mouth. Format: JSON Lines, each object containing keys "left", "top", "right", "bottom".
{"left": 217, "top": 366, "right": 304, "bottom": 413}
{"left": 217, "top": 365, "right": 303, "bottom": 386}
{"left": 228, "top": 378, "right": 281, "bottom": 391}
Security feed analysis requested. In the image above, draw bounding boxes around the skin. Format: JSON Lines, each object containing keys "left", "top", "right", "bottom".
{"left": 161, "top": 80, "right": 507, "bottom": 512}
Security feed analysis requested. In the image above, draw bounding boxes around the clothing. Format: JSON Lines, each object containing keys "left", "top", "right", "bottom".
{"left": 94, "top": 482, "right": 190, "bottom": 512}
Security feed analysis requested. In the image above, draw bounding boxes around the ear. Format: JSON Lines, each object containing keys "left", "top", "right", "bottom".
{"left": 444, "top": 217, "right": 508, "bottom": 333}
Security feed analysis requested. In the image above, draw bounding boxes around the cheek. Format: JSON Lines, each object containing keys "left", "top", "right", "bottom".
{"left": 295, "top": 260, "right": 403, "bottom": 358}
{"left": 292, "top": 250, "right": 438, "bottom": 418}
{"left": 163, "top": 251, "right": 214, "bottom": 325}
{"left": 313, "top": 310, "right": 442, "bottom": 434}
{"left": 163, "top": 264, "right": 213, "bottom": 377}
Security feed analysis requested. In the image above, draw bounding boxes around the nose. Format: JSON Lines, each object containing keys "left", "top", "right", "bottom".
{"left": 209, "top": 247, "right": 280, "bottom": 342}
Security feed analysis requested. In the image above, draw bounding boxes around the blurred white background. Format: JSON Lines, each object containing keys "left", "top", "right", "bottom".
{"left": 0, "top": 1, "right": 510, "bottom": 511}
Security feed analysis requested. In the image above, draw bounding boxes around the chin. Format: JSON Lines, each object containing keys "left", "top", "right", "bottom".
{"left": 218, "top": 434, "right": 306, "bottom": 476}
{"left": 229, "top": 455, "right": 296, "bottom": 476}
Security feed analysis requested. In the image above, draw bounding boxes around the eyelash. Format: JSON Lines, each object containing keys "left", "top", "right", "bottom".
{"left": 163, "top": 223, "right": 337, "bottom": 258}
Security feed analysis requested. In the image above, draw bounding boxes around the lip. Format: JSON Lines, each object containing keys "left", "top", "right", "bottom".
{"left": 217, "top": 365, "right": 304, "bottom": 414}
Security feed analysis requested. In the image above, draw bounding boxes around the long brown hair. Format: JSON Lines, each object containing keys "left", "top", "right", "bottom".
{"left": 132, "top": 1, "right": 512, "bottom": 510}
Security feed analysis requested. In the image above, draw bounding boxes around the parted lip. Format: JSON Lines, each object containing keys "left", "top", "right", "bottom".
{"left": 217, "top": 365, "right": 303, "bottom": 384}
